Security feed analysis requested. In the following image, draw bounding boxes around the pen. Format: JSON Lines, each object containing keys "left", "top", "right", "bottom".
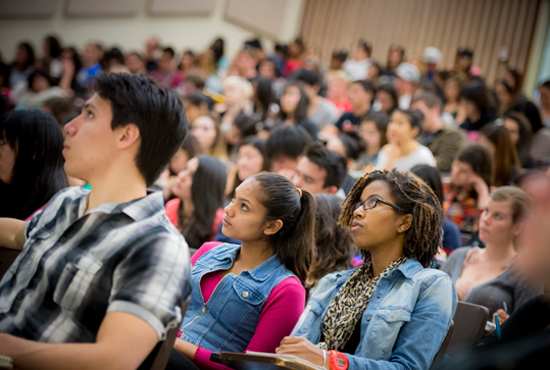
{"left": 289, "top": 305, "right": 311, "bottom": 337}
{"left": 502, "top": 301, "right": 508, "bottom": 314}
{"left": 494, "top": 314, "right": 501, "bottom": 340}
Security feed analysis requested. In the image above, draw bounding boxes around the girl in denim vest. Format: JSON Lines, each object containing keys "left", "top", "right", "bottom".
{"left": 277, "top": 169, "right": 457, "bottom": 370}
{"left": 172, "top": 172, "right": 316, "bottom": 370}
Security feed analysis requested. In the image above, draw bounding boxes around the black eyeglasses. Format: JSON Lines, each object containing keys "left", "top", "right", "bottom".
{"left": 350, "top": 196, "right": 405, "bottom": 216}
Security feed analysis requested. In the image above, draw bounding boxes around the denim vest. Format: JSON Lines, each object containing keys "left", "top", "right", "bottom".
{"left": 180, "top": 243, "right": 297, "bottom": 352}
{"left": 294, "top": 258, "right": 457, "bottom": 370}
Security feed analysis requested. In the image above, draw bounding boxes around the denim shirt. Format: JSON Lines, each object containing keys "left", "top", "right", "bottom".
{"left": 295, "top": 258, "right": 457, "bottom": 370}
{"left": 180, "top": 243, "right": 297, "bottom": 352}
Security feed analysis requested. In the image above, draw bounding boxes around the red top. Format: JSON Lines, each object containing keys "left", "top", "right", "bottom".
{"left": 185, "top": 242, "right": 306, "bottom": 370}
{"left": 165, "top": 199, "right": 225, "bottom": 241}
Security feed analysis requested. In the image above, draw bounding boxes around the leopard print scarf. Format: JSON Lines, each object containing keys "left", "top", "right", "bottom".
{"left": 317, "top": 256, "right": 408, "bottom": 351}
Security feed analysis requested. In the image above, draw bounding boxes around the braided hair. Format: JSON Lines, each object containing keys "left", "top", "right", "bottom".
{"left": 339, "top": 169, "right": 443, "bottom": 268}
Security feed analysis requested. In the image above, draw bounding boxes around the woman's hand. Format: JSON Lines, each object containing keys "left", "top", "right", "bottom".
{"left": 275, "top": 337, "right": 329, "bottom": 369}
{"left": 469, "top": 173, "right": 490, "bottom": 209}
{"left": 173, "top": 337, "right": 198, "bottom": 360}
{"left": 493, "top": 309, "right": 510, "bottom": 325}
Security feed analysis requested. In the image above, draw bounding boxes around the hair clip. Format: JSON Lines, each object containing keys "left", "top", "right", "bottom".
{"left": 297, "top": 188, "right": 302, "bottom": 198}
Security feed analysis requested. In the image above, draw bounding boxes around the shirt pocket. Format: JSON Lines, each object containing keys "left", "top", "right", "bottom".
{"left": 367, "top": 308, "right": 411, "bottom": 359}
{"left": 53, "top": 255, "right": 102, "bottom": 311}
{"left": 216, "top": 279, "right": 265, "bottom": 335}
{"left": 296, "top": 299, "right": 325, "bottom": 336}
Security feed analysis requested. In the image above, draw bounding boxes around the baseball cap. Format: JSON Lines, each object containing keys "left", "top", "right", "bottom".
{"left": 423, "top": 47, "right": 442, "bottom": 64}
{"left": 396, "top": 62, "right": 421, "bottom": 84}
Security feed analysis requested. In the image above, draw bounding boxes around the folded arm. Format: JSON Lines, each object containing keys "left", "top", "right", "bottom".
{"left": 0, "top": 311, "right": 158, "bottom": 370}
{"left": 0, "top": 218, "right": 27, "bottom": 251}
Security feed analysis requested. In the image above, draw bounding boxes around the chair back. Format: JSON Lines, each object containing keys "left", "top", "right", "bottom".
{"left": 138, "top": 296, "right": 191, "bottom": 370}
{"left": 447, "top": 301, "right": 490, "bottom": 356}
{"left": 430, "top": 320, "right": 454, "bottom": 369}
{"left": 0, "top": 248, "right": 20, "bottom": 281}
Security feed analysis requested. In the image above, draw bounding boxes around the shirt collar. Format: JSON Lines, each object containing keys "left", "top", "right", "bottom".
{"left": 394, "top": 258, "right": 424, "bottom": 278}
{"left": 80, "top": 189, "right": 164, "bottom": 222}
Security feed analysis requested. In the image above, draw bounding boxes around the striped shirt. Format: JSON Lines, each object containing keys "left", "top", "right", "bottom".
{"left": 0, "top": 187, "right": 191, "bottom": 343}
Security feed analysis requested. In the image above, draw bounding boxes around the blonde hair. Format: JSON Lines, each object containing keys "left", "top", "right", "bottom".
{"left": 490, "top": 186, "right": 530, "bottom": 224}
{"left": 222, "top": 76, "right": 253, "bottom": 101}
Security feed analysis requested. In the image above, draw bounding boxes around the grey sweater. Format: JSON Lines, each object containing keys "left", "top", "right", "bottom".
{"left": 441, "top": 247, "right": 543, "bottom": 315}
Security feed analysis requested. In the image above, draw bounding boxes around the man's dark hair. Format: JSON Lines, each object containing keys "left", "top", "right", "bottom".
{"left": 295, "top": 69, "right": 320, "bottom": 87}
{"left": 184, "top": 74, "right": 205, "bottom": 90}
{"left": 358, "top": 39, "right": 372, "bottom": 57}
{"left": 266, "top": 125, "right": 312, "bottom": 160}
{"left": 163, "top": 47, "right": 175, "bottom": 59}
{"left": 305, "top": 143, "right": 347, "bottom": 189}
{"left": 411, "top": 91, "right": 444, "bottom": 115}
{"left": 94, "top": 73, "right": 188, "bottom": 186}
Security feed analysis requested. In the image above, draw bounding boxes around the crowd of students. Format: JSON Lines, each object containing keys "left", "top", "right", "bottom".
{"left": 0, "top": 33, "right": 550, "bottom": 370}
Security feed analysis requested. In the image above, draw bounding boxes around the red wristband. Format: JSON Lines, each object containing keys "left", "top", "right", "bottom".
{"left": 329, "top": 350, "right": 349, "bottom": 370}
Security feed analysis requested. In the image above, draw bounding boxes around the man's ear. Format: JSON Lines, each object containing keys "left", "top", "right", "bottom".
{"left": 117, "top": 123, "right": 141, "bottom": 150}
{"left": 263, "top": 219, "right": 283, "bottom": 236}
{"left": 397, "top": 214, "right": 413, "bottom": 234}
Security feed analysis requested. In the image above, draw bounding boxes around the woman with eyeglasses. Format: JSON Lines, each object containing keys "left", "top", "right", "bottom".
{"left": 276, "top": 169, "right": 457, "bottom": 370}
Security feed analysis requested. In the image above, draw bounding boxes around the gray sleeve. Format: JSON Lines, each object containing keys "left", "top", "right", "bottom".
{"left": 513, "top": 275, "right": 544, "bottom": 312}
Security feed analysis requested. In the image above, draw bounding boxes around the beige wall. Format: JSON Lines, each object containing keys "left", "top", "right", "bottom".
{"left": 0, "top": 0, "right": 304, "bottom": 63}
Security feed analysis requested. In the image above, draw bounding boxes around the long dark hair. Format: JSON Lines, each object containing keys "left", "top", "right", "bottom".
{"left": 453, "top": 143, "right": 494, "bottom": 190}
{"left": 279, "top": 82, "right": 310, "bottom": 123}
{"left": 0, "top": 110, "right": 68, "bottom": 219}
{"left": 169, "top": 134, "right": 201, "bottom": 177}
{"left": 45, "top": 35, "right": 63, "bottom": 60}
{"left": 253, "top": 172, "right": 316, "bottom": 286}
{"left": 178, "top": 155, "right": 227, "bottom": 249}
{"left": 254, "top": 78, "right": 275, "bottom": 122}
{"left": 377, "top": 84, "right": 399, "bottom": 114}
{"left": 310, "top": 194, "right": 354, "bottom": 283}
{"left": 340, "top": 169, "right": 443, "bottom": 268}
{"left": 14, "top": 42, "right": 35, "bottom": 71}
{"left": 504, "top": 111, "right": 533, "bottom": 167}
{"left": 480, "top": 123, "right": 521, "bottom": 187}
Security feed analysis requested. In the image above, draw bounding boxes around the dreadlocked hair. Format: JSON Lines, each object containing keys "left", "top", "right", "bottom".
{"left": 338, "top": 168, "right": 443, "bottom": 268}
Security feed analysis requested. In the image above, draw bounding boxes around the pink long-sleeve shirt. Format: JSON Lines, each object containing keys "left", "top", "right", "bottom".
{"left": 184, "top": 242, "right": 305, "bottom": 370}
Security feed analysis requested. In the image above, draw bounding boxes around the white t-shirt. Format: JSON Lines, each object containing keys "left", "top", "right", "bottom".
{"left": 343, "top": 58, "right": 371, "bottom": 81}
{"left": 374, "top": 145, "right": 436, "bottom": 172}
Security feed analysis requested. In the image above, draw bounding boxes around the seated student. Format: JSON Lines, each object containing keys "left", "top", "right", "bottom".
{"left": 295, "top": 69, "right": 339, "bottom": 129}
{"left": 443, "top": 144, "right": 493, "bottom": 233}
{"left": 163, "top": 134, "right": 201, "bottom": 201}
{"left": 183, "top": 94, "right": 209, "bottom": 125}
{"left": 165, "top": 155, "right": 227, "bottom": 250}
{"left": 191, "top": 113, "right": 228, "bottom": 161}
{"left": 479, "top": 123, "right": 521, "bottom": 187}
{"left": 442, "top": 187, "right": 542, "bottom": 320}
{"left": 326, "top": 131, "right": 366, "bottom": 193}
{"left": 15, "top": 69, "right": 68, "bottom": 110}
{"left": 374, "top": 84, "right": 399, "bottom": 115}
{"left": 309, "top": 193, "right": 354, "bottom": 287}
{"left": 217, "top": 76, "right": 253, "bottom": 132}
{"left": 225, "top": 112, "right": 257, "bottom": 159}
{"left": 503, "top": 111, "right": 535, "bottom": 169}
{"left": 292, "top": 143, "right": 347, "bottom": 197}
{"left": 277, "top": 82, "right": 319, "bottom": 140}
{"left": 0, "top": 110, "right": 68, "bottom": 220}
{"left": 375, "top": 109, "right": 436, "bottom": 171}
{"left": 459, "top": 82, "right": 498, "bottom": 142}
{"left": 410, "top": 164, "right": 462, "bottom": 254}
{"left": 411, "top": 92, "right": 466, "bottom": 172}
{"left": 172, "top": 172, "right": 316, "bottom": 369}
{"left": 266, "top": 125, "right": 312, "bottom": 180}
{"left": 0, "top": 73, "right": 190, "bottom": 369}
{"left": 357, "top": 112, "right": 389, "bottom": 169}
{"left": 334, "top": 80, "right": 376, "bottom": 132}
{"left": 276, "top": 169, "right": 457, "bottom": 370}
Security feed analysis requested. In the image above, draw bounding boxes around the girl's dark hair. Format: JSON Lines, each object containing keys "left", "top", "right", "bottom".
{"left": 233, "top": 112, "right": 258, "bottom": 139}
{"left": 178, "top": 155, "right": 227, "bottom": 249}
{"left": 393, "top": 108, "right": 424, "bottom": 132}
{"left": 105, "top": 47, "right": 125, "bottom": 66}
{"left": 310, "top": 194, "right": 354, "bottom": 283}
{"left": 228, "top": 136, "right": 270, "bottom": 199}
{"left": 410, "top": 164, "right": 444, "bottom": 205}
{"left": 337, "top": 131, "right": 366, "bottom": 160}
{"left": 15, "top": 42, "right": 35, "bottom": 71}
{"left": 339, "top": 169, "right": 443, "bottom": 268}
{"left": 455, "top": 144, "right": 494, "bottom": 187}
{"left": 0, "top": 110, "right": 68, "bottom": 219}
{"left": 45, "top": 35, "right": 63, "bottom": 59}
{"left": 506, "top": 67, "right": 523, "bottom": 97}
{"left": 254, "top": 78, "right": 274, "bottom": 122}
{"left": 279, "top": 82, "right": 310, "bottom": 123}
{"left": 480, "top": 123, "right": 521, "bottom": 187}
{"left": 504, "top": 111, "right": 533, "bottom": 166}
{"left": 27, "top": 69, "right": 53, "bottom": 92}
{"left": 169, "top": 134, "right": 201, "bottom": 176}
{"left": 361, "top": 112, "right": 389, "bottom": 147}
{"left": 377, "top": 84, "right": 399, "bottom": 114}
{"left": 253, "top": 172, "right": 316, "bottom": 286}
{"left": 63, "top": 48, "right": 82, "bottom": 84}
{"left": 210, "top": 38, "right": 225, "bottom": 64}
{"left": 460, "top": 82, "right": 496, "bottom": 116}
